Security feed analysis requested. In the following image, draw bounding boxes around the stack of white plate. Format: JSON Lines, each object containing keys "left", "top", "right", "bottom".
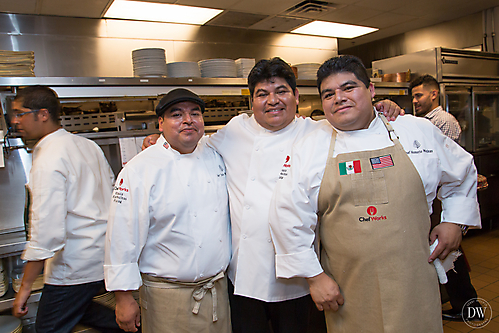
{"left": 166, "top": 61, "right": 201, "bottom": 78}
{"left": 294, "top": 63, "right": 320, "bottom": 80}
{"left": 132, "top": 48, "right": 167, "bottom": 78}
{"left": 0, "top": 316, "right": 22, "bottom": 333}
{"left": 0, "top": 261, "right": 7, "bottom": 297}
{"left": 0, "top": 50, "right": 35, "bottom": 77}
{"left": 198, "top": 59, "right": 237, "bottom": 78}
{"left": 235, "top": 58, "right": 255, "bottom": 78}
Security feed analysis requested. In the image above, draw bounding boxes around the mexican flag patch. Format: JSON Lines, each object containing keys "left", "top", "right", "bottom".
{"left": 339, "top": 160, "right": 361, "bottom": 175}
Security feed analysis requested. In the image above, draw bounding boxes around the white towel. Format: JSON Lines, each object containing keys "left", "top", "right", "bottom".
{"left": 430, "top": 239, "right": 461, "bottom": 284}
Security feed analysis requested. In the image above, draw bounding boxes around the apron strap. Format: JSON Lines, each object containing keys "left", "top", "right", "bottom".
{"left": 191, "top": 271, "right": 225, "bottom": 322}
{"left": 379, "top": 114, "right": 400, "bottom": 143}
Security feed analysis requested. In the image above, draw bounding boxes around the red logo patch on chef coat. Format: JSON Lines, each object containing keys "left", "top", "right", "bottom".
{"left": 279, "top": 156, "right": 291, "bottom": 180}
{"left": 367, "top": 206, "right": 377, "bottom": 216}
{"left": 119, "top": 179, "right": 123, "bottom": 186}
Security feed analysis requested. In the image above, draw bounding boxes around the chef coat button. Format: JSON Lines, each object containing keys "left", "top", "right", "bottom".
{"left": 280, "top": 147, "right": 284, "bottom": 152}
{"left": 219, "top": 239, "right": 222, "bottom": 242}
{"left": 200, "top": 273, "right": 204, "bottom": 277}
{"left": 187, "top": 183, "right": 190, "bottom": 187}
{"left": 267, "top": 239, "right": 272, "bottom": 243}
{"left": 199, "top": 244, "right": 202, "bottom": 248}
{"left": 251, "top": 176, "right": 255, "bottom": 181}
{"left": 242, "top": 234, "right": 247, "bottom": 239}
{"left": 193, "top": 212, "right": 197, "bottom": 217}
{"left": 214, "top": 208, "right": 218, "bottom": 212}
{"left": 255, "top": 147, "right": 260, "bottom": 151}
{"left": 208, "top": 180, "right": 211, "bottom": 183}
{"left": 245, "top": 205, "right": 250, "bottom": 210}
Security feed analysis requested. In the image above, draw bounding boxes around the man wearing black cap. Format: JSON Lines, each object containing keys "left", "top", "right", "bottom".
{"left": 104, "top": 88, "right": 231, "bottom": 333}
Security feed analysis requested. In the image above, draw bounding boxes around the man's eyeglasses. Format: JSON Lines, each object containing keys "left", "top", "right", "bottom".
{"left": 12, "top": 110, "right": 40, "bottom": 118}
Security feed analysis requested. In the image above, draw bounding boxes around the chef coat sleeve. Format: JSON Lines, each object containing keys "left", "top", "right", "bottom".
{"left": 104, "top": 165, "right": 150, "bottom": 291}
{"left": 22, "top": 161, "right": 68, "bottom": 261}
{"left": 431, "top": 126, "right": 481, "bottom": 228}
{"left": 269, "top": 134, "right": 326, "bottom": 279}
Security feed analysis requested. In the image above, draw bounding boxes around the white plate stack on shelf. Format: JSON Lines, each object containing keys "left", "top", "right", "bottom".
{"left": 198, "top": 59, "right": 237, "bottom": 78}
{"left": 166, "top": 61, "right": 201, "bottom": 78}
{"left": 0, "top": 316, "right": 22, "bottom": 333}
{"left": 0, "top": 260, "right": 7, "bottom": 297}
{"left": 0, "top": 50, "right": 35, "bottom": 77}
{"left": 294, "top": 63, "right": 320, "bottom": 80}
{"left": 132, "top": 48, "right": 167, "bottom": 78}
{"left": 235, "top": 58, "right": 255, "bottom": 78}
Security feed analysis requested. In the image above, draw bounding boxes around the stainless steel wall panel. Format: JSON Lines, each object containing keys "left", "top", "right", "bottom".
{"left": 0, "top": 13, "right": 338, "bottom": 78}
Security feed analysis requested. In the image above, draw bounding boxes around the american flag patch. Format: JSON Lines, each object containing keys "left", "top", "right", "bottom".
{"left": 370, "top": 155, "right": 394, "bottom": 169}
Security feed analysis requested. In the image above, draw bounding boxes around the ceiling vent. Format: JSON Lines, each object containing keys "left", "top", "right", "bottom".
{"left": 284, "top": 1, "right": 344, "bottom": 19}
{"left": 205, "top": 11, "right": 268, "bottom": 29}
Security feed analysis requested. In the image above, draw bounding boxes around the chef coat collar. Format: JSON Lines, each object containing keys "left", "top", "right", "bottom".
{"left": 158, "top": 134, "right": 204, "bottom": 156}
{"left": 330, "top": 107, "right": 381, "bottom": 134}
{"left": 248, "top": 114, "right": 298, "bottom": 135}
{"left": 33, "top": 128, "right": 66, "bottom": 153}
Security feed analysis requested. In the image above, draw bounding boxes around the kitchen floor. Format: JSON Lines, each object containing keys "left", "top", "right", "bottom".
{"left": 443, "top": 225, "right": 499, "bottom": 332}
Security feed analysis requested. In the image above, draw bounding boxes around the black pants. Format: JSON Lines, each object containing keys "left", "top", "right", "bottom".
{"left": 228, "top": 279, "right": 312, "bottom": 333}
{"left": 36, "top": 280, "right": 124, "bottom": 333}
{"left": 445, "top": 247, "right": 478, "bottom": 311}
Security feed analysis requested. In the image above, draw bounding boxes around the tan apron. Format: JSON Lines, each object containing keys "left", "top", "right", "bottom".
{"left": 317, "top": 115, "right": 442, "bottom": 333}
{"left": 140, "top": 271, "right": 231, "bottom": 333}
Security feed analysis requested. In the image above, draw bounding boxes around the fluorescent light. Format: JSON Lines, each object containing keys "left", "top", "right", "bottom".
{"left": 104, "top": 0, "right": 223, "bottom": 25}
{"left": 292, "top": 21, "right": 378, "bottom": 39}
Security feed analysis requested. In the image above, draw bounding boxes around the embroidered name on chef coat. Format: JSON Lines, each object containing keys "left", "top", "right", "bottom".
{"left": 279, "top": 155, "right": 291, "bottom": 180}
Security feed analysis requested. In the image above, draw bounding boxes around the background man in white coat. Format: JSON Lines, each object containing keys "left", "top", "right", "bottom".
{"left": 11, "top": 86, "right": 120, "bottom": 333}
{"left": 269, "top": 55, "right": 480, "bottom": 332}
{"left": 143, "top": 58, "right": 403, "bottom": 333}
{"left": 105, "top": 88, "right": 231, "bottom": 333}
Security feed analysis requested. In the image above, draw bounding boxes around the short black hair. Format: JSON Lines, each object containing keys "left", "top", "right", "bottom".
{"left": 247, "top": 57, "right": 296, "bottom": 98}
{"left": 410, "top": 74, "right": 440, "bottom": 93}
{"left": 317, "top": 55, "right": 371, "bottom": 95}
{"left": 14, "top": 85, "right": 61, "bottom": 123}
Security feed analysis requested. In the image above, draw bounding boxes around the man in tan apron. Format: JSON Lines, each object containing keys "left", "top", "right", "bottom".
{"left": 269, "top": 55, "right": 480, "bottom": 332}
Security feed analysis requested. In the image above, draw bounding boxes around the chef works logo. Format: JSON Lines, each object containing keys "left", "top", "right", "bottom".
{"left": 279, "top": 156, "right": 291, "bottom": 180}
{"left": 359, "top": 206, "right": 387, "bottom": 222}
{"left": 112, "top": 178, "right": 129, "bottom": 204}
{"left": 462, "top": 298, "right": 492, "bottom": 328}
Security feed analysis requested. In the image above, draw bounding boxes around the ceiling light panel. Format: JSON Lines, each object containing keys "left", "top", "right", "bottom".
{"left": 292, "top": 20, "right": 378, "bottom": 38}
{"left": 104, "top": 0, "right": 223, "bottom": 25}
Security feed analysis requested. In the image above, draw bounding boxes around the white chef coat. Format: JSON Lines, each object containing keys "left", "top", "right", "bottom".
{"left": 208, "top": 114, "right": 327, "bottom": 301}
{"left": 23, "top": 128, "right": 114, "bottom": 285}
{"left": 269, "top": 112, "right": 481, "bottom": 279}
{"left": 104, "top": 135, "right": 230, "bottom": 291}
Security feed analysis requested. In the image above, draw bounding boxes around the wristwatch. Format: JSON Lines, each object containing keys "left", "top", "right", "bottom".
{"left": 460, "top": 225, "right": 469, "bottom": 236}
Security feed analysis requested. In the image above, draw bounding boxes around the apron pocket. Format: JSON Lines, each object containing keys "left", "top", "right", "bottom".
{"left": 351, "top": 171, "right": 389, "bottom": 206}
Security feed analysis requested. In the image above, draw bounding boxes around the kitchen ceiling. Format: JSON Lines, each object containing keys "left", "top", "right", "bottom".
{"left": 0, "top": 0, "right": 497, "bottom": 49}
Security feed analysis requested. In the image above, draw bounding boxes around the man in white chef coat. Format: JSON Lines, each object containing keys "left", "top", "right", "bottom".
{"left": 142, "top": 58, "right": 404, "bottom": 333}
{"left": 411, "top": 74, "right": 480, "bottom": 321}
{"left": 11, "top": 86, "right": 121, "bottom": 333}
{"left": 104, "top": 88, "right": 231, "bottom": 333}
{"left": 269, "top": 55, "right": 481, "bottom": 333}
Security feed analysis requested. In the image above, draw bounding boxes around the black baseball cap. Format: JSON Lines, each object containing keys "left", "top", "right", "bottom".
{"left": 156, "top": 88, "right": 205, "bottom": 117}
